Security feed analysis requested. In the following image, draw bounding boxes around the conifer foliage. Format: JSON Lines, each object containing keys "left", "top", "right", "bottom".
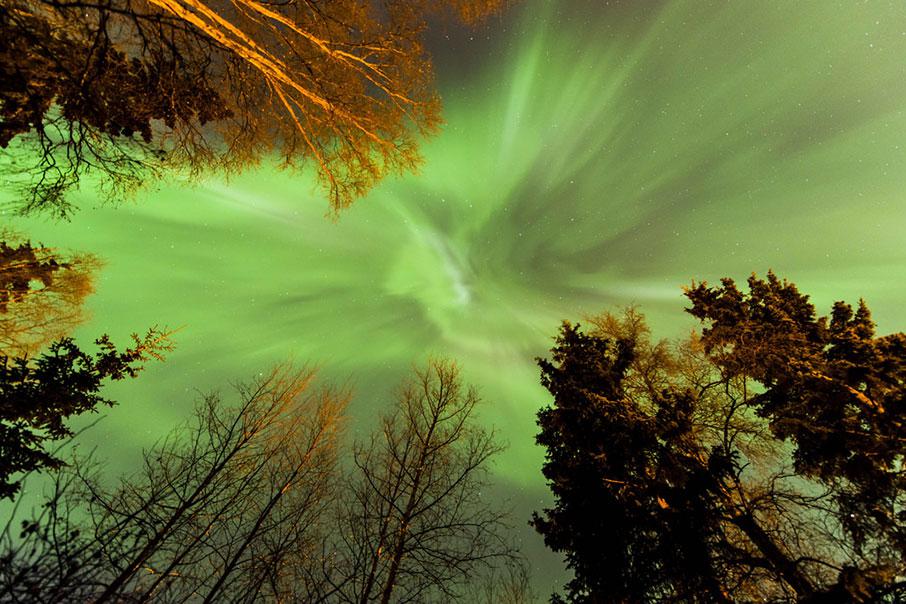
{"left": 534, "top": 274, "right": 905, "bottom": 603}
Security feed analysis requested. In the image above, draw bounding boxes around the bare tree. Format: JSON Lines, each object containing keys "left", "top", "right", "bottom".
{"left": 0, "top": 436, "right": 109, "bottom": 603}
{"left": 465, "top": 557, "right": 536, "bottom": 604}
{"left": 1, "top": 361, "right": 526, "bottom": 602}
{"left": 1, "top": 365, "right": 347, "bottom": 603}
{"left": 325, "top": 359, "right": 515, "bottom": 604}
{"left": 2, "top": 0, "right": 511, "bottom": 215}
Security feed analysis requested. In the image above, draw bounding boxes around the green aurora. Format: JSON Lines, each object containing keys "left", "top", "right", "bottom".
{"left": 5, "top": 0, "right": 906, "bottom": 586}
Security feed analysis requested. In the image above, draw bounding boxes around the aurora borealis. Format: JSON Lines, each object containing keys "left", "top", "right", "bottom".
{"left": 6, "top": 0, "right": 906, "bottom": 589}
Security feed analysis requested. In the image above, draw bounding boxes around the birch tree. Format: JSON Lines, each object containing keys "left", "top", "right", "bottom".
{"left": 2, "top": 0, "right": 510, "bottom": 215}
{"left": 1, "top": 365, "right": 347, "bottom": 602}
{"left": 329, "top": 359, "right": 514, "bottom": 603}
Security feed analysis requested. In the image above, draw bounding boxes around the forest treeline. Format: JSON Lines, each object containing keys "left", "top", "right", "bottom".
{"left": 2, "top": 234, "right": 904, "bottom": 603}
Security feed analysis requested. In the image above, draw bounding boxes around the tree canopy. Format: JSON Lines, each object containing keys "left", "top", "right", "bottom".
{"left": 533, "top": 274, "right": 905, "bottom": 603}
{"left": 1, "top": 0, "right": 509, "bottom": 216}
{"left": 1, "top": 232, "right": 99, "bottom": 357}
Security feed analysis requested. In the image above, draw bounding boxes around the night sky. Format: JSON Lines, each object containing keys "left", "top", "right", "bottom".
{"left": 7, "top": 0, "right": 906, "bottom": 590}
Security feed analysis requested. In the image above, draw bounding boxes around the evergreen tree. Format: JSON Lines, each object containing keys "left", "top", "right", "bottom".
{"left": 533, "top": 274, "right": 905, "bottom": 603}
{"left": 0, "top": 330, "right": 170, "bottom": 498}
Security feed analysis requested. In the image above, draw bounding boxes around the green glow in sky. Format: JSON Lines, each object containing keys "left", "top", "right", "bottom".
{"left": 6, "top": 0, "right": 906, "bottom": 583}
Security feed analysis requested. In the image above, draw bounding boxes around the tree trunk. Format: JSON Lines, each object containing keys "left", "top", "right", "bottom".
{"left": 377, "top": 414, "right": 439, "bottom": 604}
{"left": 359, "top": 526, "right": 389, "bottom": 604}
{"left": 730, "top": 511, "right": 816, "bottom": 599}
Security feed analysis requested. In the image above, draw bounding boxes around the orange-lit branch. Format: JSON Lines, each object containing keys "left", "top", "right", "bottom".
{"left": 144, "top": 0, "right": 398, "bottom": 147}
